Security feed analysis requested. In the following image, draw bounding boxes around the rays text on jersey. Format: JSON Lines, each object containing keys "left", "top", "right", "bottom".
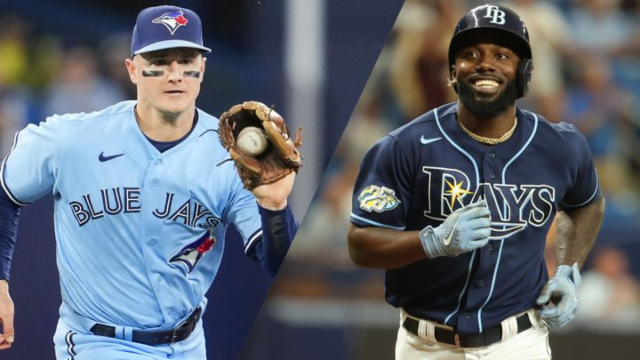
{"left": 422, "top": 166, "right": 556, "bottom": 239}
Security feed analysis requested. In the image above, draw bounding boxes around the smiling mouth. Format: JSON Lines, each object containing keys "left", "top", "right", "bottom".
{"left": 474, "top": 79, "right": 499, "bottom": 88}
{"left": 468, "top": 77, "right": 503, "bottom": 95}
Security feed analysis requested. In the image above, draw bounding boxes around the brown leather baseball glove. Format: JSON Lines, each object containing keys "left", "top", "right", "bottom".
{"left": 218, "top": 101, "right": 303, "bottom": 190}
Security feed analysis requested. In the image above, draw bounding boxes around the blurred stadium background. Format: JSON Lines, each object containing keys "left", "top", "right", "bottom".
{"left": 0, "top": 0, "right": 403, "bottom": 359}
{"left": 244, "top": 0, "right": 640, "bottom": 359}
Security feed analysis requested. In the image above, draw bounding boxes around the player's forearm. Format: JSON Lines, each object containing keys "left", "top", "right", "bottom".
{"left": 348, "top": 224, "right": 425, "bottom": 269}
{"left": 555, "top": 197, "right": 605, "bottom": 267}
{"left": 258, "top": 204, "right": 298, "bottom": 276}
{"left": 0, "top": 190, "right": 20, "bottom": 281}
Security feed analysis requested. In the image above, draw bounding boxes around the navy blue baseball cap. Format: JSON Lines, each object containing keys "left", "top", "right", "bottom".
{"left": 131, "top": 5, "right": 211, "bottom": 57}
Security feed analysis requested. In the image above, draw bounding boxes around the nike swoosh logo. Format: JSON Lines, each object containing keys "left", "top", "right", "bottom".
{"left": 420, "top": 136, "right": 442, "bottom": 145}
{"left": 443, "top": 218, "right": 460, "bottom": 246}
{"left": 99, "top": 152, "right": 124, "bottom": 162}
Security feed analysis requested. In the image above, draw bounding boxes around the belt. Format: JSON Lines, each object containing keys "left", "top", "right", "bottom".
{"left": 90, "top": 307, "right": 202, "bottom": 346}
{"left": 402, "top": 313, "right": 532, "bottom": 348}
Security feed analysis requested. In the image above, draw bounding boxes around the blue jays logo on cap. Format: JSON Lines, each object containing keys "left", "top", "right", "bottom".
{"left": 131, "top": 5, "right": 211, "bottom": 56}
{"left": 152, "top": 10, "right": 189, "bottom": 35}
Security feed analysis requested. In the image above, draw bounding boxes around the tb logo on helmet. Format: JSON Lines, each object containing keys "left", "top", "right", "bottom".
{"left": 483, "top": 5, "right": 506, "bottom": 25}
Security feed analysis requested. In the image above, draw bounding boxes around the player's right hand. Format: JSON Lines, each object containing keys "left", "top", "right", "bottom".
{"left": 0, "top": 280, "right": 15, "bottom": 350}
{"left": 419, "top": 199, "right": 492, "bottom": 258}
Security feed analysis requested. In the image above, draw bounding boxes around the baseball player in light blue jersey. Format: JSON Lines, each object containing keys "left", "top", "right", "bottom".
{"left": 0, "top": 5, "right": 298, "bottom": 359}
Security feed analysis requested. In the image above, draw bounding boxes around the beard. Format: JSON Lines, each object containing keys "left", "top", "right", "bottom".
{"left": 457, "top": 78, "right": 517, "bottom": 118}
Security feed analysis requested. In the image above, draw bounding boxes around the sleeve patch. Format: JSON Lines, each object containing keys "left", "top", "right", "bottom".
{"left": 358, "top": 185, "right": 401, "bottom": 213}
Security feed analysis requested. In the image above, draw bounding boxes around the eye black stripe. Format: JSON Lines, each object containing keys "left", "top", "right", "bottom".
{"left": 184, "top": 71, "right": 200, "bottom": 78}
{"left": 142, "top": 70, "right": 164, "bottom": 77}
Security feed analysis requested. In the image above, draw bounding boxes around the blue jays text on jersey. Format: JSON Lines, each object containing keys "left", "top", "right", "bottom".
{"left": 69, "top": 188, "right": 222, "bottom": 230}
{"left": 351, "top": 103, "right": 601, "bottom": 334}
{"left": 1, "top": 101, "right": 265, "bottom": 329}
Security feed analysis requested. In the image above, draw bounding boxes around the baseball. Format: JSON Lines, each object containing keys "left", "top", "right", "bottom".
{"left": 237, "top": 127, "right": 268, "bottom": 156}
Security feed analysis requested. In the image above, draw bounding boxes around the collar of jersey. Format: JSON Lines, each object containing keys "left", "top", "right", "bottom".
{"left": 143, "top": 111, "right": 199, "bottom": 153}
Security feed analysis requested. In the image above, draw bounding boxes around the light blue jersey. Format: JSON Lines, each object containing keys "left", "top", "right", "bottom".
{"left": 2, "top": 101, "right": 262, "bottom": 329}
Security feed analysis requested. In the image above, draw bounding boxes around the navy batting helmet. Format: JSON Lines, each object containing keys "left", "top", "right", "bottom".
{"left": 448, "top": 4, "right": 533, "bottom": 98}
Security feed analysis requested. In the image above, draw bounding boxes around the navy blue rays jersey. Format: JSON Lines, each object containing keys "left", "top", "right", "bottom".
{"left": 350, "top": 103, "right": 600, "bottom": 334}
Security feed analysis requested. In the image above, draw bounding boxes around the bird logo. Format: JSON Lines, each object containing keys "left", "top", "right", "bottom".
{"left": 152, "top": 11, "right": 189, "bottom": 35}
{"left": 170, "top": 231, "right": 216, "bottom": 273}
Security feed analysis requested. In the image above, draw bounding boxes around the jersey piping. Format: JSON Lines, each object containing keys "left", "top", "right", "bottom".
{"left": 1, "top": 131, "right": 28, "bottom": 206}
{"left": 244, "top": 228, "right": 264, "bottom": 254}
{"left": 434, "top": 106, "right": 481, "bottom": 325}
{"left": 559, "top": 169, "right": 600, "bottom": 208}
{"left": 350, "top": 212, "right": 407, "bottom": 230}
{"left": 476, "top": 112, "right": 539, "bottom": 332}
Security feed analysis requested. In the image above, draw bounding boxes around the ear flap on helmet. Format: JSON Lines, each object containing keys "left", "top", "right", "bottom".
{"left": 516, "top": 59, "right": 534, "bottom": 98}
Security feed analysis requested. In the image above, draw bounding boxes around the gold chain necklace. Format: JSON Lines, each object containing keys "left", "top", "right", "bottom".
{"left": 458, "top": 117, "right": 518, "bottom": 145}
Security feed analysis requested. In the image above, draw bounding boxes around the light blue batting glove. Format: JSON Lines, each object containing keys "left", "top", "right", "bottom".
{"left": 419, "top": 200, "right": 492, "bottom": 258}
{"left": 536, "top": 262, "right": 581, "bottom": 328}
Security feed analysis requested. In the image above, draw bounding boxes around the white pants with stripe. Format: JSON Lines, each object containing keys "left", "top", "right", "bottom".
{"left": 395, "top": 309, "right": 551, "bottom": 360}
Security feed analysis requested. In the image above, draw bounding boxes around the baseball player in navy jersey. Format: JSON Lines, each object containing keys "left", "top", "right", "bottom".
{"left": 349, "top": 4, "right": 605, "bottom": 359}
{"left": 0, "top": 5, "right": 298, "bottom": 359}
